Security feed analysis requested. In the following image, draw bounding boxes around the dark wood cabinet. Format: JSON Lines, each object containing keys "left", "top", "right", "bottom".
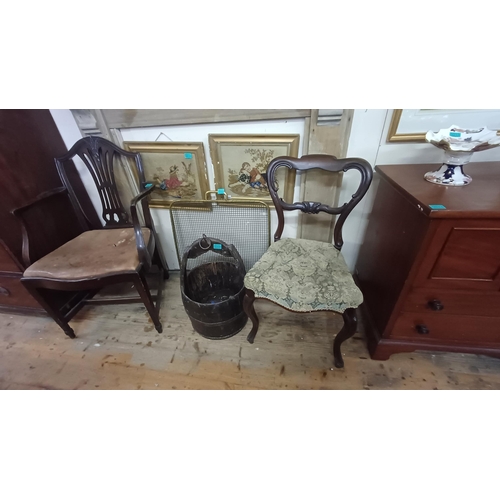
{"left": 355, "top": 162, "right": 500, "bottom": 360}
{"left": 0, "top": 239, "right": 41, "bottom": 313}
{"left": 0, "top": 110, "right": 98, "bottom": 314}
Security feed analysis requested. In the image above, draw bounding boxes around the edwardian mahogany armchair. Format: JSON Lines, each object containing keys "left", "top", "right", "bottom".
{"left": 11, "top": 136, "right": 168, "bottom": 338}
{"left": 243, "top": 154, "right": 373, "bottom": 368}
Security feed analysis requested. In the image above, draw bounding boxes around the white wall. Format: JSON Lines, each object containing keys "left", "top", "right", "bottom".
{"left": 341, "top": 109, "right": 388, "bottom": 271}
{"left": 341, "top": 109, "right": 500, "bottom": 271}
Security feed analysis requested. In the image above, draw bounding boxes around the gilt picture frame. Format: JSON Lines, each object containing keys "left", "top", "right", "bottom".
{"left": 387, "top": 109, "right": 500, "bottom": 142}
{"left": 208, "top": 134, "right": 300, "bottom": 205}
{"left": 123, "top": 142, "right": 210, "bottom": 208}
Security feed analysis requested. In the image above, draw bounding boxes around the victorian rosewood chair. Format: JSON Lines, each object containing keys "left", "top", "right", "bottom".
{"left": 12, "top": 136, "right": 168, "bottom": 338}
{"left": 243, "top": 154, "right": 373, "bottom": 368}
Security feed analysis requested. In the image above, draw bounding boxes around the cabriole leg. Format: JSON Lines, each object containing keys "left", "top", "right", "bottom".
{"left": 333, "top": 308, "right": 357, "bottom": 368}
{"left": 243, "top": 289, "right": 259, "bottom": 344}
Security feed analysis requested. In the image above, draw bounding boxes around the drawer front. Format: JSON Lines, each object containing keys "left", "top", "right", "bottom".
{"left": 0, "top": 276, "right": 40, "bottom": 310}
{"left": 402, "top": 288, "right": 500, "bottom": 317}
{"left": 391, "top": 311, "right": 500, "bottom": 344}
{"left": 415, "top": 219, "right": 500, "bottom": 291}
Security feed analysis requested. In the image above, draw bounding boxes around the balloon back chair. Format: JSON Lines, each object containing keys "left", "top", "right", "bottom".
{"left": 243, "top": 154, "right": 373, "bottom": 368}
{"left": 12, "top": 136, "right": 168, "bottom": 338}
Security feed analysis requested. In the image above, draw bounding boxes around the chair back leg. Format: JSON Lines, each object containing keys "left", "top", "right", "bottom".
{"left": 243, "top": 289, "right": 259, "bottom": 343}
{"left": 153, "top": 246, "right": 169, "bottom": 280}
{"left": 333, "top": 308, "right": 358, "bottom": 368}
{"left": 153, "top": 238, "right": 169, "bottom": 280}
{"left": 134, "top": 270, "right": 163, "bottom": 333}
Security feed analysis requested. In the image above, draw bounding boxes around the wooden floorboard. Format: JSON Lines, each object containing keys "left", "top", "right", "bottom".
{"left": 1, "top": 273, "right": 500, "bottom": 390}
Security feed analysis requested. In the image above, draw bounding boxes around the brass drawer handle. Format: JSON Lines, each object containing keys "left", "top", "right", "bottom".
{"left": 0, "top": 286, "right": 11, "bottom": 296}
{"left": 428, "top": 299, "right": 444, "bottom": 311}
{"left": 416, "top": 324, "right": 429, "bottom": 334}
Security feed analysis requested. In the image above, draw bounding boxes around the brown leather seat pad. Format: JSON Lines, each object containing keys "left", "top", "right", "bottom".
{"left": 24, "top": 228, "right": 151, "bottom": 280}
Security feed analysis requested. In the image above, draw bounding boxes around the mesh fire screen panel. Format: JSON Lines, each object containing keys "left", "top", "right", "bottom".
{"left": 170, "top": 200, "right": 270, "bottom": 271}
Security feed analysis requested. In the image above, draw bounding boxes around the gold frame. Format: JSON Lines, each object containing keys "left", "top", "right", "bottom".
{"left": 387, "top": 109, "right": 500, "bottom": 142}
{"left": 208, "top": 134, "right": 300, "bottom": 206}
{"left": 386, "top": 109, "right": 427, "bottom": 142}
{"left": 123, "top": 141, "right": 210, "bottom": 208}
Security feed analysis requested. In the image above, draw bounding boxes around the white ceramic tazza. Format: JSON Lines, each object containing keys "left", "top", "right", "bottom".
{"left": 424, "top": 125, "right": 500, "bottom": 186}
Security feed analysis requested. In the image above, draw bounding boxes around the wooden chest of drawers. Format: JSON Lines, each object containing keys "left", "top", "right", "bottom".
{"left": 0, "top": 239, "right": 43, "bottom": 314}
{"left": 355, "top": 162, "right": 500, "bottom": 360}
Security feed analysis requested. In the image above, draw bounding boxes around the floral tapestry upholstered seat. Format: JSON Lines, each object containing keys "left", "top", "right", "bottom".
{"left": 244, "top": 238, "right": 363, "bottom": 313}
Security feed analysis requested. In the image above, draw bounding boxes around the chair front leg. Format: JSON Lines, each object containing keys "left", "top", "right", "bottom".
{"left": 134, "top": 270, "right": 163, "bottom": 333}
{"left": 243, "top": 288, "right": 259, "bottom": 343}
{"left": 333, "top": 308, "right": 357, "bottom": 368}
{"left": 23, "top": 283, "right": 76, "bottom": 339}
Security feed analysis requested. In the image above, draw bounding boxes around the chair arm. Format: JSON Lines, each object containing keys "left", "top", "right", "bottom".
{"left": 129, "top": 185, "right": 156, "bottom": 269}
{"left": 11, "top": 187, "right": 69, "bottom": 268}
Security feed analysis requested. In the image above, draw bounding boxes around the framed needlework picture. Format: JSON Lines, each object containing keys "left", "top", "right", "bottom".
{"left": 208, "top": 134, "right": 300, "bottom": 205}
{"left": 123, "top": 142, "right": 210, "bottom": 208}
